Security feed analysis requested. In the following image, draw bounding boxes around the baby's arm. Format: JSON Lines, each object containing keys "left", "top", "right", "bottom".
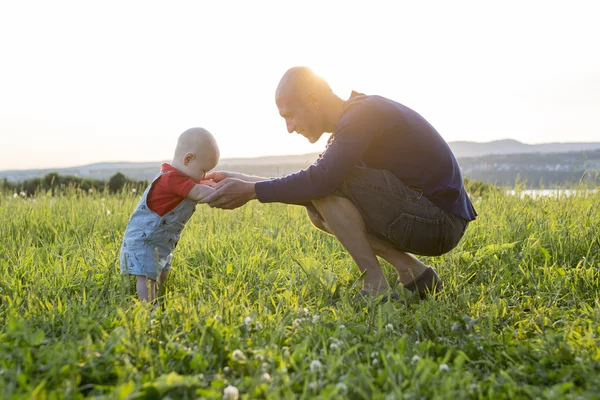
{"left": 187, "top": 183, "right": 215, "bottom": 202}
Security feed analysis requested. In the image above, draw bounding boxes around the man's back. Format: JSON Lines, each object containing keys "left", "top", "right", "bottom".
{"left": 340, "top": 92, "right": 477, "bottom": 221}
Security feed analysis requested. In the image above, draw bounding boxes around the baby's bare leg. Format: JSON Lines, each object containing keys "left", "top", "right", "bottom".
{"left": 136, "top": 275, "right": 157, "bottom": 302}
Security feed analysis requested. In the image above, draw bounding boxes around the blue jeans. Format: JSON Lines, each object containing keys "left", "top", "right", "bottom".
{"left": 308, "top": 167, "right": 468, "bottom": 256}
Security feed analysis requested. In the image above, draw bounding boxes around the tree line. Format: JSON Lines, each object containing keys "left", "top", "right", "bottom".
{"left": 0, "top": 172, "right": 148, "bottom": 196}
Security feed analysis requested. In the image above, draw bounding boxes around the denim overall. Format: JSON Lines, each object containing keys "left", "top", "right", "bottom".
{"left": 120, "top": 170, "right": 197, "bottom": 280}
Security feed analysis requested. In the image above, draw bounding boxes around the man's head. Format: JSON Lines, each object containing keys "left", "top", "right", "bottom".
{"left": 173, "top": 127, "right": 220, "bottom": 181}
{"left": 275, "top": 66, "right": 340, "bottom": 143}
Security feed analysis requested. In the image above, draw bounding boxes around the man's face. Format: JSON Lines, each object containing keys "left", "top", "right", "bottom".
{"left": 276, "top": 93, "right": 324, "bottom": 144}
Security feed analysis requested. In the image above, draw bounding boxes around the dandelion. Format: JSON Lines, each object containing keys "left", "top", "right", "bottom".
{"left": 439, "top": 363, "right": 450, "bottom": 372}
{"left": 411, "top": 355, "right": 420, "bottom": 363}
{"left": 232, "top": 349, "right": 246, "bottom": 361}
{"left": 310, "top": 359, "right": 322, "bottom": 372}
{"left": 223, "top": 385, "right": 239, "bottom": 400}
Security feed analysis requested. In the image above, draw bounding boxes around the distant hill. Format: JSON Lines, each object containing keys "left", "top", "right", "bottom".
{"left": 449, "top": 139, "right": 600, "bottom": 158}
{"left": 1, "top": 140, "right": 600, "bottom": 186}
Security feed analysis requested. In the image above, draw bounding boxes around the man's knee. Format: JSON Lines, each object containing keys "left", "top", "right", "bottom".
{"left": 305, "top": 204, "right": 332, "bottom": 234}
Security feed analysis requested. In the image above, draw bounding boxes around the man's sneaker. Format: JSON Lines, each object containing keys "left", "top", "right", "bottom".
{"left": 397, "top": 267, "right": 444, "bottom": 299}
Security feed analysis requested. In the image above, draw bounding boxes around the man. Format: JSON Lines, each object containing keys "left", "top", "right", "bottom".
{"left": 201, "top": 66, "right": 477, "bottom": 299}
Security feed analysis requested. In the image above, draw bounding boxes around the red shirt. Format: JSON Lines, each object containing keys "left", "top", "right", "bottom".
{"left": 147, "top": 163, "right": 198, "bottom": 216}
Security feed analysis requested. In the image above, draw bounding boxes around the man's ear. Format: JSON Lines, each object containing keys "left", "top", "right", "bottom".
{"left": 307, "top": 92, "right": 320, "bottom": 109}
{"left": 184, "top": 152, "right": 195, "bottom": 166}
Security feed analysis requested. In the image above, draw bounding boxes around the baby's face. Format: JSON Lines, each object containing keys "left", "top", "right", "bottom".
{"left": 193, "top": 146, "right": 220, "bottom": 180}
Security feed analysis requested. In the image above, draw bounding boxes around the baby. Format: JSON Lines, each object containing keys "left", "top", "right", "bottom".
{"left": 120, "top": 127, "right": 219, "bottom": 302}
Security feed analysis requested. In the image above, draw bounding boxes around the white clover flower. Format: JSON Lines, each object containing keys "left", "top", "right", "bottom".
{"left": 244, "top": 316, "right": 253, "bottom": 325}
{"left": 336, "top": 382, "right": 348, "bottom": 393}
{"left": 223, "top": 385, "right": 239, "bottom": 400}
{"left": 232, "top": 349, "right": 246, "bottom": 361}
{"left": 13, "top": 193, "right": 18, "bottom": 198}
{"left": 386, "top": 324, "right": 394, "bottom": 332}
{"left": 261, "top": 362, "right": 270, "bottom": 372}
{"left": 262, "top": 372, "right": 271, "bottom": 382}
{"left": 308, "top": 382, "right": 318, "bottom": 390}
{"left": 310, "top": 359, "right": 322, "bottom": 372}
{"left": 281, "top": 367, "right": 288, "bottom": 373}
{"left": 106, "top": 209, "right": 111, "bottom": 215}
{"left": 293, "top": 319, "right": 302, "bottom": 328}
{"left": 312, "top": 315, "right": 320, "bottom": 323}
{"left": 371, "top": 351, "right": 378, "bottom": 358}
{"left": 303, "top": 307, "right": 310, "bottom": 316}
{"left": 255, "top": 354, "right": 265, "bottom": 362}
{"left": 223, "top": 366, "right": 230, "bottom": 374}
{"left": 88, "top": 188, "right": 93, "bottom": 194}
{"left": 330, "top": 342, "right": 339, "bottom": 350}
{"left": 372, "top": 359, "right": 379, "bottom": 366}
{"left": 281, "top": 346, "right": 290, "bottom": 357}
{"left": 411, "top": 355, "right": 420, "bottom": 363}
{"left": 575, "top": 357, "right": 583, "bottom": 363}
{"left": 19, "top": 191, "right": 26, "bottom": 197}
{"left": 214, "top": 314, "right": 222, "bottom": 321}
{"left": 132, "top": 188, "right": 137, "bottom": 193}
{"left": 255, "top": 321, "right": 263, "bottom": 330}
{"left": 339, "top": 324, "right": 346, "bottom": 330}
{"left": 439, "top": 363, "right": 450, "bottom": 372}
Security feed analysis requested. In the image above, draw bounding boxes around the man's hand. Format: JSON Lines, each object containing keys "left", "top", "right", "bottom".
{"left": 198, "top": 178, "right": 257, "bottom": 209}
{"left": 204, "top": 171, "right": 240, "bottom": 183}
{"left": 199, "top": 179, "right": 217, "bottom": 188}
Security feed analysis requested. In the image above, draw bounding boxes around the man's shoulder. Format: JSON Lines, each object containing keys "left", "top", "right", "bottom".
{"left": 344, "top": 91, "right": 399, "bottom": 113}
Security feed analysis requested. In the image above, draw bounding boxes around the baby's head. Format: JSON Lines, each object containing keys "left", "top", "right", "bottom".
{"left": 172, "top": 127, "right": 220, "bottom": 181}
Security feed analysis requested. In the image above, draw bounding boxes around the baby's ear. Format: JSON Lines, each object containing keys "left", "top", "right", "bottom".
{"left": 184, "top": 152, "right": 195, "bottom": 165}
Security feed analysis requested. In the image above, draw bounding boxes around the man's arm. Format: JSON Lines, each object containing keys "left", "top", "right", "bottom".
{"left": 186, "top": 184, "right": 215, "bottom": 202}
{"left": 255, "top": 101, "right": 380, "bottom": 204}
{"left": 205, "top": 171, "right": 270, "bottom": 183}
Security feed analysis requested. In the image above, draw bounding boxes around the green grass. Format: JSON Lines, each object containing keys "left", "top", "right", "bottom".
{"left": 0, "top": 188, "right": 599, "bottom": 399}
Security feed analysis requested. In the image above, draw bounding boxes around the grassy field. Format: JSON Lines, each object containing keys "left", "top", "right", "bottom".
{"left": 0, "top": 188, "right": 599, "bottom": 399}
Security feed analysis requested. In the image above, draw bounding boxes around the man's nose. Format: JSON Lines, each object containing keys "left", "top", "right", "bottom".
{"left": 286, "top": 122, "right": 296, "bottom": 133}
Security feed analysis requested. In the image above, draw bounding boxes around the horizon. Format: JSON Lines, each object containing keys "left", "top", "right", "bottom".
{"left": 2, "top": 138, "right": 600, "bottom": 173}
{"left": 2, "top": 1, "right": 599, "bottom": 170}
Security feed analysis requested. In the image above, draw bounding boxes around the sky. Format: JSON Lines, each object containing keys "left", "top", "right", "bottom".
{"left": 1, "top": 0, "right": 599, "bottom": 170}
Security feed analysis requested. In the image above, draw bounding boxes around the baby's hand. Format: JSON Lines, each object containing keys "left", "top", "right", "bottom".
{"left": 199, "top": 179, "right": 217, "bottom": 188}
